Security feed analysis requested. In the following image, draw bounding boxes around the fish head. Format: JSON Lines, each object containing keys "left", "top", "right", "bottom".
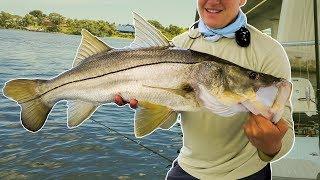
{"left": 217, "top": 66, "right": 282, "bottom": 103}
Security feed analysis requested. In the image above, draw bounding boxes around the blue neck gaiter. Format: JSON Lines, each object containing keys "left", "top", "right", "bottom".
{"left": 198, "top": 9, "right": 247, "bottom": 41}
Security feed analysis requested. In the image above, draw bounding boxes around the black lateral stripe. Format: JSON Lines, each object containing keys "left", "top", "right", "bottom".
{"left": 20, "top": 60, "right": 201, "bottom": 104}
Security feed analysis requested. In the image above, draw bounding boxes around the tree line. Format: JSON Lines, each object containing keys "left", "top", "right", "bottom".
{"left": 0, "top": 10, "right": 187, "bottom": 39}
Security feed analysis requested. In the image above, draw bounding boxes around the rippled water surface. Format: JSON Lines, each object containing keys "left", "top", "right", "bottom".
{"left": 0, "top": 29, "right": 183, "bottom": 179}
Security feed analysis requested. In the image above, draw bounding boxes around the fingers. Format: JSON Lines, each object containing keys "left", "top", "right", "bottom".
{"left": 129, "top": 99, "right": 138, "bottom": 109}
{"left": 252, "top": 114, "right": 288, "bottom": 137}
{"left": 243, "top": 114, "right": 287, "bottom": 156}
{"left": 275, "top": 118, "right": 289, "bottom": 135}
{"left": 114, "top": 94, "right": 138, "bottom": 109}
{"left": 243, "top": 123, "right": 258, "bottom": 146}
{"left": 251, "top": 113, "right": 273, "bottom": 130}
{"left": 243, "top": 115, "right": 261, "bottom": 143}
{"left": 114, "top": 94, "right": 127, "bottom": 106}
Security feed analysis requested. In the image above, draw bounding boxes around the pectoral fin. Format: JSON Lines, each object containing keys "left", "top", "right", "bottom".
{"left": 67, "top": 100, "right": 100, "bottom": 128}
{"left": 142, "top": 83, "right": 195, "bottom": 98}
{"left": 159, "top": 113, "right": 178, "bottom": 130}
{"left": 134, "top": 101, "right": 177, "bottom": 138}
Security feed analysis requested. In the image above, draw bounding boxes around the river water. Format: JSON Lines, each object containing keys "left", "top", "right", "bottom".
{"left": 0, "top": 29, "right": 182, "bottom": 179}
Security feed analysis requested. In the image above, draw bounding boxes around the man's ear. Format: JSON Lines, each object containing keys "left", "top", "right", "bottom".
{"left": 240, "top": 0, "right": 247, "bottom": 7}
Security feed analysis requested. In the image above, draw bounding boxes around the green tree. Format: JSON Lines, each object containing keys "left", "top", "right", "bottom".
{"left": 64, "top": 18, "right": 77, "bottom": 34}
{"left": 0, "top": 10, "right": 187, "bottom": 39}
{"left": 47, "top": 13, "right": 65, "bottom": 32}
{"left": 5, "top": 17, "right": 21, "bottom": 29}
{"left": 164, "top": 24, "right": 185, "bottom": 39}
{"left": 147, "top": 20, "right": 165, "bottom": 30}
{"left": 0, "top": 11, "right": 22, "bottom": 29}
{"left": 96, "top": 20, "right": 115, "bottom": 36}
{"left": 146, "top": 20, "right": 187, "bottom": 40}
{"left": 29, "top": 10, "right": 45, "bottom": 19}
{"left": 0, "top": 11, "right": 11, "bottom": 28}
{"left": 21, "top": 14, "right": 37, "bottom": 27}
{"left": 29, "top": 10, "right": 46, "bottom": 26}
{"left": 65, "top": 19, "right": 117, "bottom": 37}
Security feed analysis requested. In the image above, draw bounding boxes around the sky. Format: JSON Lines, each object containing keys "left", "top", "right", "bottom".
{"left": 1, "top": 0, "right": 197, "bottom": 27}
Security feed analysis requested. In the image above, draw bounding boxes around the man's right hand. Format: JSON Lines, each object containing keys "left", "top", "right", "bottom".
{"left": 114, "top": 94, "right": 138, "bottom": 109}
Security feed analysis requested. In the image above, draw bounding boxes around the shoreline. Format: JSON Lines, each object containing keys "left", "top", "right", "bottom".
{"left": 0, "top": 27, "right": 134, "bottom": 40}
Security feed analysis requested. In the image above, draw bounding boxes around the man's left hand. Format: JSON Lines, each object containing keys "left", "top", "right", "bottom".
{"left": 243, "top": 113, "right": 288, "bottom": 157}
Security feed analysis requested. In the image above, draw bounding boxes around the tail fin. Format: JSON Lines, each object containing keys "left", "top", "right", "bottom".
{"left": 3, "top": 79, "right": 53, "bottom": 132}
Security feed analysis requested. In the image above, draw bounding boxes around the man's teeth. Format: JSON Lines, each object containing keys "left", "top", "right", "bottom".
{"left": 206, "top": 9, "right": 222, "bottom": 13}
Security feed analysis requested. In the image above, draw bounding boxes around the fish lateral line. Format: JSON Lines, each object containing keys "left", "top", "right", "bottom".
{"left": 20, "top": 60, "right": 203, "bottom": 104}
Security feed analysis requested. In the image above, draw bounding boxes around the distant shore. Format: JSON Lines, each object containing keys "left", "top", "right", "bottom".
{"left": 0, "top": 10, "right": 187, "bottom": 40}
{"left": 0, "top": 27, "right": 135, "bottom": 41}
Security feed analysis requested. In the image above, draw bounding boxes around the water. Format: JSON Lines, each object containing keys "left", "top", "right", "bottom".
{"left": 0, "top": 29, "right": 183, "bottom": 179}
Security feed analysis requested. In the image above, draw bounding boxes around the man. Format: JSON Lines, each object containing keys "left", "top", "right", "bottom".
{"left": 115, "top": 0, "right": 294, "bottom": 179}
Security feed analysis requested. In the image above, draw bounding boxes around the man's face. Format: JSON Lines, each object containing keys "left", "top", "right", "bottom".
{"left": 197, "top": 0, "right": 246, "bottom": 28}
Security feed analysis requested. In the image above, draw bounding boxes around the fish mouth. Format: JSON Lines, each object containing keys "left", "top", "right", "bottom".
{"left": 261, "top": 76, "right": 283, "bottom": 88}
{"left": 275, "top": 79, "right": 290, "bottom": 88}
{"left": 268, "top": 80, "right": 282, "bottom": 87}
{"left": 254, "top": 80, "right": 280, "bottom": 92}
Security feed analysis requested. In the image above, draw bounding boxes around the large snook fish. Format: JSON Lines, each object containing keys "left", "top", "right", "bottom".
{"left": 2, "top": 13, "right": 291, "bottom": 137}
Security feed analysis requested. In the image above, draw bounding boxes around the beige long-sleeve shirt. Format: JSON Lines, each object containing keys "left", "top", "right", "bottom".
{"left": 171, "top": 24, "right": 295, "bottom": 180}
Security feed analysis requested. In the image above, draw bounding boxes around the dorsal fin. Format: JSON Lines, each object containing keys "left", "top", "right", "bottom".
{"left": 129, "top": 12, "right": 170, "bottom": 49}
{"left": 73, "top": 29, "right": 113, "bottom": 67}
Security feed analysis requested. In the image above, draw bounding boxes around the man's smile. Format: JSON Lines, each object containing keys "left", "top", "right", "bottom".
{"left": 205, "top": 8, "right": 223, "bottom": 14}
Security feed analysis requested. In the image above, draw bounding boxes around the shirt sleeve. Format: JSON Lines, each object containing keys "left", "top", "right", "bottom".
{"left": 257, "top": 41, "right": 295, "bottom": 162}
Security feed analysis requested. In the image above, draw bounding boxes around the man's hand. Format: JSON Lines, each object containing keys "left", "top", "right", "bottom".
{"left": 114, "top": 94, "right": 138, "bottom": 109}
{"left": 243, "top": 113, "right": 288, "bottom": 157}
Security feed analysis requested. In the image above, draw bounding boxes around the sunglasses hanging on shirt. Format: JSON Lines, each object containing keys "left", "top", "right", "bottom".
{"left": 235, "top": 26, "right": 251, "bottom": 47}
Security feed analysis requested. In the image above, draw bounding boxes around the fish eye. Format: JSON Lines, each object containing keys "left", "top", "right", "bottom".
{"left": 248, "top": 71, "right": 259, "bottom": 80}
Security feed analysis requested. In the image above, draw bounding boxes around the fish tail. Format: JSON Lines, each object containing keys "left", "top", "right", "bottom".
{"left": 3, "top": 79, "right": 53, "bottom": 132}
